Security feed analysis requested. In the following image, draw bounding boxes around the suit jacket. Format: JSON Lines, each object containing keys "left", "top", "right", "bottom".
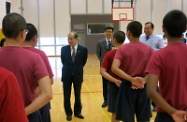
{"left": 61, "top": 44, "right": 88, "bottom": 84}
{"left": 96, "top": 39, "right": 112, "bottom": 63}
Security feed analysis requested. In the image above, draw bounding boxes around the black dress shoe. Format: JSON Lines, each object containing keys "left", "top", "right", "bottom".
{"left": 102, "top": 101, "right": 108, "bottom": 107}
{"left": 66, "top": 116, "right": 72, "bottom": 121}
{"left": 74, "top": 114, "right": 84, "bottom": 119}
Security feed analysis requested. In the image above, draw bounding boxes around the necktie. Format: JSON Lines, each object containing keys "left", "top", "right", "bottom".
{"left": 72, "top": 47, "right": 75, "bottom": 62}
{"left": 146, "top": 36, "right": 149, "bottom": 41}
{"left": 108, "top": 41, "right": 111, "bottom": 51}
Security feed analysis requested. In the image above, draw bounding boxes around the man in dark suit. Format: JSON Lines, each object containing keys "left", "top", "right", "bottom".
{"left": 96, "top": 26, "right": 114, "bottom": 107}
{"left": 61, "top": 31, "right": 88, "bottom": 121}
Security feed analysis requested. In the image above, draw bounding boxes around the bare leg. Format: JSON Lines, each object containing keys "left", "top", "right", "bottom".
{"left": 111, "top": 113, "right": 119, "bottom": 122}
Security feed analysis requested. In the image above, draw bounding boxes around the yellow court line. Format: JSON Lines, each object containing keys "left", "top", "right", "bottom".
{"left": 83, "top": 82, "right": 110, "bottom": 122}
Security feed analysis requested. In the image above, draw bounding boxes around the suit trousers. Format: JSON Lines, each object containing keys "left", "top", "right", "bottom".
{"left": 63, "top": 75, "right": 82, "bottom": 116}
{"left": 102, "top": 76, "right": 108, "bottom": 102}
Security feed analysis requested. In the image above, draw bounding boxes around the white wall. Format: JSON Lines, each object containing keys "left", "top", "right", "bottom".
{"left": 55, "top": 0, "right": 70, "bottom": 36}
{"left": 22, "top": 0, "right": 38, "bottom": 29}
{"left": 10, "top": 0, "right": 21, "bottom": 14}
{"left": 152, "top": 0, "right": 167, "bottom": 34}
{"left": 71, "top": 0, "right": 86, "bottom": 14}
{"left": 0, "top": 0, "right": 187, "bottom": 55}
{"left": 1, "top": 0, "right": 187, "bottom": 35}
{"left": 0, "top": 0, "right": 6, "bottom": 28}
{"left": 87, "top": 0, "right": 103, "bottom": 14}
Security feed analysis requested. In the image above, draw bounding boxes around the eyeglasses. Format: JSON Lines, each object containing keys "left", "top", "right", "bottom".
{"left": 25, "top": 28, "right": 29, "bottom": 35}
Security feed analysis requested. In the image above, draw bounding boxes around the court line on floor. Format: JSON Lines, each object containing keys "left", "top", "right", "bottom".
{"left": 83, "top": 82, "right": 110, "bottom": 122}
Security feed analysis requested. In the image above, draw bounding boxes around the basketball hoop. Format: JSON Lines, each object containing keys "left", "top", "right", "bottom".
{"left": 119, "top": 13, "right": 127, "bottom": 21}
{"left": 112, "top": 7, "right": 134, "bottom": 22}
{"left": 119, "top": 18, "right": 127, "bottom": 21}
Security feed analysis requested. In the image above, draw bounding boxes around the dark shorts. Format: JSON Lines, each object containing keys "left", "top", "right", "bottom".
{"left": 108, "top": 82, "right": 119, "bottom": 113}
{"left": 116, "top": 79, "right": 152, "bottom": 122}
{"left": 155, "top": 112, "right": 174, "bottom": 122}
{"left": 27, "top": 110, "right": 42, "bottom": 122}
{"left": 39, "top": 102, "right": 51, "bottom": 122}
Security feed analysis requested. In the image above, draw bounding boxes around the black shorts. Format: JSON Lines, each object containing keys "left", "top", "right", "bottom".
{"left": 155, "top": 112, "right": 174, "bottom": 122}
{"left": 27, "top": 110, "right": 42, "bottom": 122}
{"left": 108, "top": 82, "right": 119, "bottom": 113}
{"left": 116, "top": 79, "right": 152, "bottom": 122}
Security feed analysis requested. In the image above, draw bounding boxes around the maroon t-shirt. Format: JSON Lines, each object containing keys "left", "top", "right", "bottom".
{"left": 23, "top": 47, "right": 54, "bottom": 78}
{"left": 0, "top": 67, "right": 28, "bottom": 122}
{"left": 101, "top": 49, "right": 120, "bottom": 79}
{"left": 0, "top": 46, "right": 49, "bottom": 107}
{"left": 146, "top": 42, "right": 187, "bottom": 112}
{"left": 115, "top": 42, "right": 154, "bottom": 77}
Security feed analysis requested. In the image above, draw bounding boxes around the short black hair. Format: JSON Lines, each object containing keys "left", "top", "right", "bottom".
{"left": 25, "top": 23, "right": 38, "bottom": 41}
{"left": 74, "top": 32, "right": 78, "bottom": 38}
{"left": 127, "top": 21, "right": 142, "bottom": 37}
{"left": 104, "top": 26, "right": 114, "bottom": 32}
{"left": 145, "top": 22, "right": 154, "bottom": 29}
{"left": 113, "top": 31, "right": 125, "bottom": 44}
{"left": 163, "top": 10, "right": 187, "bottom": 38}
{"left": 2, "top": 13, "right": 26, "bottom": 39}
{"left": 0, "top": 38, "right": 6, "bottom": 47}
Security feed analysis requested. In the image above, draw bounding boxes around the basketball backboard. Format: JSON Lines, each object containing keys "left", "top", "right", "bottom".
{"left": 112, "top": 7, "right": 134, "bottom": 21}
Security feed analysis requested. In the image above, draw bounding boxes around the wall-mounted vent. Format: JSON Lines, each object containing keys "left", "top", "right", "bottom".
{"left": 6, "top": 2, "right": 11, "bottom": 14}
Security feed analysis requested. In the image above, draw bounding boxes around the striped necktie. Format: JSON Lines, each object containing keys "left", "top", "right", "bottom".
{"left": 146, "top": 36, "right": 149, "bottom": 41}
{"left": 72, "top": 47, "right": 75, "bottom": 62}
{"left": 108, "top": 40, "right": 111, "bottom": 51}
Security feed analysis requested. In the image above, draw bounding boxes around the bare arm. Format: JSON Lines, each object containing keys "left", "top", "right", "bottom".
{"left": 146, "top": 74, "right": 187, "bottom": 121}
{"left": 100, "top": 67, "right": 121, "bottom": 87}
{"left": 35, "top": 78, "right": 53, "bottom": 96}
{"left": 111, "top": 59, "right": 144, "bottom": 88}
{"left": 25, "top": 76, "right": 52, "bottom": 115}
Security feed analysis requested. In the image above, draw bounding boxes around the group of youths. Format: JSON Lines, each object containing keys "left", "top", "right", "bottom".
{"left": 0, "top": 13, "right": 53, "bottom": 122}
{"left": 0, "top": 9, "right": 187, "bottom": 122}
{"left": 98, "top": 10, "right": 187, "bottom": 122}
{"left": 0, "top": 13, "right": 87, "bottom": 122}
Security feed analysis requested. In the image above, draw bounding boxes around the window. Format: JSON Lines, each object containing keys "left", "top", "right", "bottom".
{"left": 87, "top": 23, "right": 113, "bottom": 35}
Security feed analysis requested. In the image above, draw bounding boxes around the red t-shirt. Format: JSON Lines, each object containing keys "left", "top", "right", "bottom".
{"left": 0, "top": 67, "right": 28, "bottom": 122}
{"left": 0, "top": 47, "right": 49, "bottom": 107}
{"left": 23, "top": 47, "right": 54, "bottom": 78}
{"left": 146, "top": 42, "right": 187, "bottom": 112}
{"left": 101, "top": 49, "right": 120, "bottom": 79}
{"left": 115, "top": 42, "right": 154, "bottom": 76}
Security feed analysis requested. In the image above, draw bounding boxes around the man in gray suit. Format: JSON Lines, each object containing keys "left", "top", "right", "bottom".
{"left": 96, "top": 26, "right": 114, "bottom": 107}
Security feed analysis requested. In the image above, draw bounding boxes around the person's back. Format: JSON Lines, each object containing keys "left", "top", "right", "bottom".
{"left": 21, "top": 23, "right": 54, "bottom": 122}
{"left": 116, "top": 42, "right": 153, "bottom": 76}
{"left": 0, "top": 12, "right": 52, "bottom": 122}
{"left": 151, "top": 43, "right": 187, "bottom": 110}
{"left": 146, "top": 10, "right": 187, "bottom": 121}
{"left": 112, "top": 21, "right": 153, "bottom": 122}
{"left": 0, "top": 67, "right": 28, "bottom": 122}
{"left": 100, "top": 31, "right": 125, "bottom": 122}
{"left": 0, "top": 43, "right": 49, "bottom": 106}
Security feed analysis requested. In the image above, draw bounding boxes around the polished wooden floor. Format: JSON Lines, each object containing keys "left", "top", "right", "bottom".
{"left": 49, "top": 54, "right": 156, "bottom": 122}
